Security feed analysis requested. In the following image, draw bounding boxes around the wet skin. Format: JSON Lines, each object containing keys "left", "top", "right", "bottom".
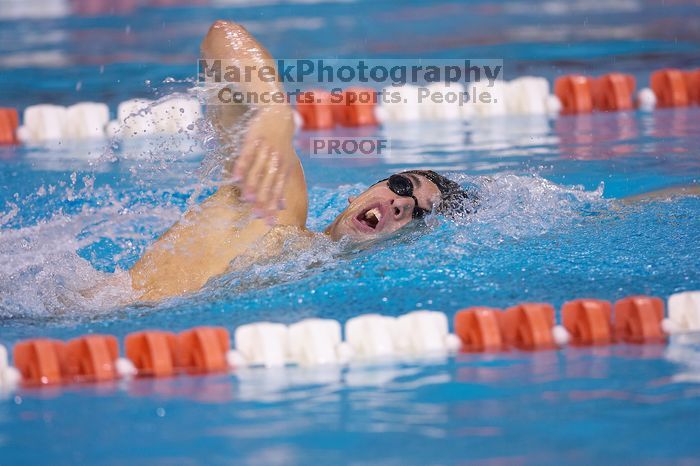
{"left": 127, "top": 20, "right": 441, "bottom": 301}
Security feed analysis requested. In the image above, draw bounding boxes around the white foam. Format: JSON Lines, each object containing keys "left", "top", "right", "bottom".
{"left": 0, "top": 179, "right": 179, "bottom": 318}
{"left": 107, "top": 95, "right": 202, "bottom": 157}
{"left": 459, "top": 173, "right": 606, "bottom": 244}
{"left": 114, "top": 98, "right": 157, "bottom": 138}
{"left": 151, "top": 96, "right": 202, "bottom": 134}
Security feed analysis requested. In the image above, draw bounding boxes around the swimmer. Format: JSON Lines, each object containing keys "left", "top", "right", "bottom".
{"left": 121, "top": 20, "right": 697, "bottom": 303}
{"left": 126, "top": 20, "right": 476, "bottom": 302}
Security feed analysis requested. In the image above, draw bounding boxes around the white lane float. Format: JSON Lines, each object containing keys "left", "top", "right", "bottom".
{"left": 471, "top": 80, "right": 507, "bottom": 117}
{"left": 552, "top": 324, "right": 572, "bottom": 346}
{"left": 663, "top": 291, "right": 700, "bottom": 334}
{"left": 106, "top": 95, "right": 202, "bottom": 139}
{"left": 232, "top": 322, "right": 289, "bottom": 368}
{"left": 375, "top": 78, "right": 565, "bottom": 124}
{"left": 64, "top": 102, "right": 110, "bottom": 139}
{"left": 504, "top": 76, "right": 550, "bottom": 115}
{"left": 18, "top": 104, "right": 67, "bottom": 142}
{"left": 420, "top": 82, "right": 465, "bottom": 121}
{"left": 395, "top": 310, "right": 460, "bottom": 355}
{"left": 637, "top": 87, "right": 657, "bottom": 111}
{"left": 344, "top": 314, "right": 399, "bottom": 359}
{"left": 18, "top": 102, "right": 110, "bottom": 143}
{"left": 288, "top": 318, "right": 353, "bottom": 366}
{"left": 115, "top": 357, "right": 138, "bottom": 378}
{"left": 107, "top": 98, "right": 155, "bottom": 138}
{"left": 151, "top": 96, "right": 201, "bottom": 134}
{"left": 15, "top": 96, "right": 201, "bottom": 145}
{"left": 0, "top": 344, "right": 21, "bottom": 393}
{"left": 546, "top": 94, "right": 563, "bottom": 115}
{"left": 376, "top": 84, "right": 422, "bottom": 123}
{"left": 3, "top": 291, "right": 698, "bottom": 395}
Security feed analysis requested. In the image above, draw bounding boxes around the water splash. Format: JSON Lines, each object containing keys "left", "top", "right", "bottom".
{"left": 0, "top": 165, "right": 605, "bottom": 320}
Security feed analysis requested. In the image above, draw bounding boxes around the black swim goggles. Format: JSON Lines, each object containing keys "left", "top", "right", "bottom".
{"left": 386, "top": 174, "right": 432, "bottom": 219}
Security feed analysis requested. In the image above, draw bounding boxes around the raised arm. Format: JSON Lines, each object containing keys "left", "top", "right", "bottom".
{"left": 201, "top": 20, "right": 308, "bottom": 224}
{"left": 127, "top": 21, "right": 309, "bottom": 301}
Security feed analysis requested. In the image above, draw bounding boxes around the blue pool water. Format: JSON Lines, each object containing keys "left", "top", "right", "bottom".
{"left": 1, "top": 0, "right": 700, "bottom": 464}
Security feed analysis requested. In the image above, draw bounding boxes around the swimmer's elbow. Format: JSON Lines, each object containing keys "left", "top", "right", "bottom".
{"left": 202, "top": 20, "right": 266, "bottom": 60}
{"left": 202, "top": 20, "right": 237, "bottom": 56}
{"left": 206, "top": 20, "right": 246, "bottom": 40}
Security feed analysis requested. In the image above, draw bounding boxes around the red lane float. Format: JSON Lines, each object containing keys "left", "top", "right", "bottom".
{"left": 562, "top": 299, "right": 613, "bottom": 346}
{"left": 13, "top": 339, "right": 66, "bottom": 385}
{"left": 4, "top": 68, "right": 700, "bottom": 145}
{"left": 3, "top": 292, "right": 693, "bottom": 390}
{"left": 297, "top": 88, "right": 379, "bottom": 130}
{"left": 685, "top": 69, "right": 700, "bottom": 105}
{"left": 454, "top": 307, "right": 505, "bottom": 352}
{"left": 592, "top": 73, "right": 636, "bottom": 111}
{"left": 334, "top": 87, "right": 379, "bottom": 127}
{"left": 614, "top": 296, "right": 665, "bottom": 343}
{"left": 500, "top": 303, "right": 557, "bottom": 350}
{"left": 125, "top": 331, "right": 178, "bottom": 377}
{"left": 555, "top": 75, "right": 594, "bottom": 114}
{"left": 0, "top": 108, "right": 19, "bottom": 145}
{"left": 296, "top": 90, "right": 335, "bottom": 130}
{"left": 176, "top": 326, "right": 230, "bottom": 373}
{"left": 64, "top": 335, "right": 119, "bottom": 382}
{"left": 650, "top": 69, "right": 689, "bottom": 108}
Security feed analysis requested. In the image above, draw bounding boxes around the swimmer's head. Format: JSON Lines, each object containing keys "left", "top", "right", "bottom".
{"left": 324, "top": 170, "right": 477, "bottom": 241}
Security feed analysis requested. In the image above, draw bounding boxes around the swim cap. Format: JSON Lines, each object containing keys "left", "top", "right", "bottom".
{"left": 401, "top": 170, "right": 479, "bottom": 217}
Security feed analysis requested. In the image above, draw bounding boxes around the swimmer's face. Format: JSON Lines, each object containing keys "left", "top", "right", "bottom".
{"left": 325, "top": 173, "right": 441, "bottom": 241}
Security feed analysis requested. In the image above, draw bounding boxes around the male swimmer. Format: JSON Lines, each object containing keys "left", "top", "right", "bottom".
{"left": 127, "top": 20, "right": 475, "bottom": 302}
{"left": 124, "top": 20, "right": 697, "bottom": 303}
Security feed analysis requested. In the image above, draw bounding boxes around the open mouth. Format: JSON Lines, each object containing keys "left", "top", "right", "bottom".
{"left": 355, "top": 205, "right": 383, "bottom": 231}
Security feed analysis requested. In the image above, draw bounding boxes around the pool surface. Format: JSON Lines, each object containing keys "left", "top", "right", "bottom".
{"left": 1, "top": 0, "right": 700, "bottom": 464}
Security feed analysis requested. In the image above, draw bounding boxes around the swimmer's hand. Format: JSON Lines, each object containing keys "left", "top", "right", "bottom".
{"left": 232, "top": 106, "right": 297, "bottom": 222}
{"left": 202, "top": 19, "right": 307, "bottom": 226}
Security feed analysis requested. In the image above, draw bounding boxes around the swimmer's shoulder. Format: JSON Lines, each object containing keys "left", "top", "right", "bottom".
{"left": 257, "top": 224, "right": 317, "bottom": 251}
{"left": 224, "top": 224, "right": 318, "bottom": 274}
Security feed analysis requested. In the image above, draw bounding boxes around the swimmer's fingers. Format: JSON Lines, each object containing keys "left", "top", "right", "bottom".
{"left": 243, "top": 142, "right": 269, "bottom": 207}
{"left": 233, "top": 136, "right": 259, "bottom": 183}
{"left": 255, "top": 151, "right": 281, "bottom": 220}
{"left": 270, "top": 161, "right": 289, "bottom": 214}
{"left": 267, "top": 152, "right": 292, "bottom": 217}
